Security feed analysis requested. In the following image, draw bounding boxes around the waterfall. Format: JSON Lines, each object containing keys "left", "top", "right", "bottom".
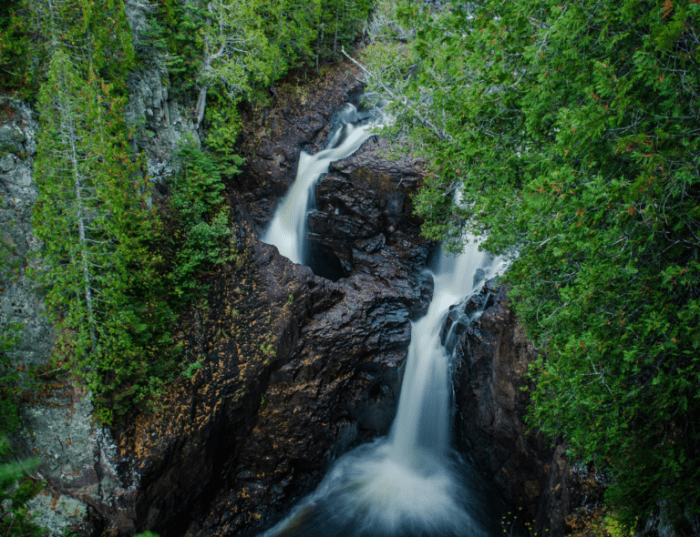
{"left": 261, "top": 238, "right": 509, "bottom": 537}
{"left": 262, "top": 103, "right": 380, "bottom": 264}
{"left": 259, "top": 99, "right": 510, "bottom": 537}
{"left": 390, "top": 244, "right": 499, "bottom": 467}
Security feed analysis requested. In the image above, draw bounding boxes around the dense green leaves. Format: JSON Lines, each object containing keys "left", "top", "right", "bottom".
{"left": 160, "top": 142, "right": 235, "bottom": 302}
{"left": 34, "top": 50, "right": 178, "bottom": 422}
{"left": 0, "top": 437, "right": 43, "bottom": 537}
{"left": 364, "top": 0, "right": 700, "bottom": 528}
{"left": 0, "top": 234, "right": 22, "bottom": 436}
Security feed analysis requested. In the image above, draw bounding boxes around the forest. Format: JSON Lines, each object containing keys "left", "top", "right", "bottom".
{"left": 360, "top": 0, "right": 699, "bottom": 531}
{"left": 1, "top": 0, "right": 699, "bottom": 535}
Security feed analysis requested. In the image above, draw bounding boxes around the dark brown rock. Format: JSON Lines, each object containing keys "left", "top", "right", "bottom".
{"left": 94, "top": 63, "right": 434, "bottom": 537}
{"left": 229, "top": 61, "right": 368, "bottom": 232}
{"left": 306, "top": 135, "right": 433, "bottom": 318}
{"left": 452, "top": 284, "right": 575, "bottom": 537}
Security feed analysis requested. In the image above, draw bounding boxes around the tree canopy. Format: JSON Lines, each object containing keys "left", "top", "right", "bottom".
{"left": 362, "top": 0, "right": 700, "bottom": 529}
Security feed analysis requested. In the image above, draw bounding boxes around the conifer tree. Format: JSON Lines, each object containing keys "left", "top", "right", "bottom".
{"left": 34, "top": 50, "right": 175, "bottom": 422}
{"left": 24, "top": 0, "right": 134, "bottom": 83}
{"left": 361, "top": 0, "right": 700, "bottom": 528}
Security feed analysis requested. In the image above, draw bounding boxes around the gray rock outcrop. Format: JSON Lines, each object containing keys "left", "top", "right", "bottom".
{"left": 0, "top": 97, "right": 120, "bottom": 536}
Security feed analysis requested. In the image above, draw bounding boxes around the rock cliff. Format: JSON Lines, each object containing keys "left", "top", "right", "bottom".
{"left": 3, "top": 52, "right": 594, "bottom": 537}
{"left": 451, "top": 283, "right": 599, "bottom": 537}
{"left": 81, "top": 62, "right": 436, "bottom": 537}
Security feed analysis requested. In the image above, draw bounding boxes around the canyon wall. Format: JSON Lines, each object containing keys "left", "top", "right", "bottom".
{"left": 451, "top": 283, "right": 601, "bottom": 537}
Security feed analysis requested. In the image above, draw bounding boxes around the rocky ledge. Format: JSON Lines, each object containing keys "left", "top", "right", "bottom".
{"left": 450, "top": 283, "right": 601, "bottom": 537}
{"left": 86, "top": 62, "right": 436, "bottom": 537}
{"left": 5, "top": 57, "right": 596, "bottom": 537}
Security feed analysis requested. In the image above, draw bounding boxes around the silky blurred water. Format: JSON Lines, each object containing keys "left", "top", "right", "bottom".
{"left": 260, "top": 235, "right": 508, "bottom": 537}
{"left": 262, "top": 103, "right": 380, "bottom": 264}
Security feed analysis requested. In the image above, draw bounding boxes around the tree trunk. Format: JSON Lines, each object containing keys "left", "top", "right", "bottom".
{"left": 60, "top": 95, "right": 98, "bottom": 354}
{"left": 194, "top": 84, "right": 209, "bottom": 130}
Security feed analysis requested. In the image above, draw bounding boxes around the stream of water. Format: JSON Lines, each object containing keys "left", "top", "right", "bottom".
{"left": 261, "top": 103, "right": 509, "bottom": 537}
{"left": 262, "top": 103, "right": 381, "bottom": 264}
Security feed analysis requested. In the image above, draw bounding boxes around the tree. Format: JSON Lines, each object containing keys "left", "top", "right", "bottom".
{"left": 361, "top": 0, "right": 700, "bottom": 529}
{"left": 0, "top": 437, "right": 43, "bottom": 537}
{"left": 24, "top": 0, "right": 135, "bottom": 83}
{"left": 191, "top": 0, "right": 276, "bottom": 130}
{"left": 34, "top": 50, "right": 176, "bottom": 422}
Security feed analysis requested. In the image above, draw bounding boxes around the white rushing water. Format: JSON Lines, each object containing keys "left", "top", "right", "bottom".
{"left": 262, "top": 104, "right": 380, "bottom": 264}
{"left": 262, "top": 238, "right": 508, "bottom": 537}
{"left": 260, "top": 98, "right": 510, "bottom": 537}
{"left": 390, "top": 243, "right": 505, "bottom": 468}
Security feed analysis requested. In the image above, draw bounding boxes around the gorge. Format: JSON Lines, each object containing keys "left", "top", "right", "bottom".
{"left": 2, "top": 64, "right": 582, "bottom": 537}
{"left": 4, "top": 0, "right": 698, "bottom": 535}
{"left": 261, "top": 97, "right": 509, "bottom": 537}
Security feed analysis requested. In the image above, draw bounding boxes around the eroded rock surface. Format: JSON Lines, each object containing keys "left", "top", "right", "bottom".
{"left": 93, "top": 63, "right": 435, "bottom": 537}
{"left": 452, "top": 284, "right": 588, "bottom": 537}
{"left": 1, "top": 96, "right": 115, "bottom": 536}
{"left": 307, "top": 136, "right": 431, "bottom": 298}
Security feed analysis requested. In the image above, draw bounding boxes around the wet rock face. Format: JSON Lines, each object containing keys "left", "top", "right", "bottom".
{"left": 452, "top": 285, "right": 574, "bottom": 537}
{"left": 230, "top": 66, "right": 371, "bottom": 231}
{"left": 307, "top": 136, "right": 432, "bottom": 314}
{"left": 192, "top": 259, "right": 420, "bottom": 537}
{"left": 181, "top": 83, "right": 434, "bottom": 537}
{"left": 118, "top": 241, "right": 430, "bottom": 536}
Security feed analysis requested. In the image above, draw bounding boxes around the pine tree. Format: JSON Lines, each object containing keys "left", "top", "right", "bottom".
{"left": 24, "top": 0, "right": 134, "bottom": 83}
{"left": 34, "top": 50, "right": 175, "bottom": 422}
{"left": 361, "top": 0, "right": 700, "bottom": 528}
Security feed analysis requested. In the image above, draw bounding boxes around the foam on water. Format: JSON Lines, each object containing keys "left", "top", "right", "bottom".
{"left": 262, "top": 238, "right": 509, "bottom": 537}
{"left": 265, "top": 440, "right": 483, "bottom": 537}
{"left": 259, "top": 97, "right": 512, "bottom": 537}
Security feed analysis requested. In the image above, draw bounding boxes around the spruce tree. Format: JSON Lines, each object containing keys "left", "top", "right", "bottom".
{"left": 34, "top": 50, "right": 175, "bottom": 422}
{"left": 362, "top": 0, "right": 700, "bottom": 529}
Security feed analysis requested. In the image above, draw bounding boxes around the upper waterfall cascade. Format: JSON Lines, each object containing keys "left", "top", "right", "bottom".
{"left": 262, "top": 103, "right": 382, "bottom": 264}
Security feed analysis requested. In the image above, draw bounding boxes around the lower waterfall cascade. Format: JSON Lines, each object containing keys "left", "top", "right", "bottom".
{"left": 260, "top": 245, "right": 509, "bottom": 537}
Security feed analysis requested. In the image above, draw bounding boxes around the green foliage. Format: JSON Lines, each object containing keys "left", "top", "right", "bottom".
{"left": 25, "top": 0, "right": 135, "bottom": 86}
{"left": 34, "top": 50, "right": 177, "bottom": 423}
{"left": 363, "top": 0, "right": 700, "bottom": 529}
{"left": 0, "top": 1, "right": 36, "bottom": 95}
{"left": 0, "top": 320, "right": 22, "bottom": 436}
{"left": 32, "top": 56, "right": 236, "bottom": 422}
{"left": 318, "top": 0, "right": 372, "bottom": 61}
{"left": 0, "top": 234, "right": 22, "bottom": 437}
{"left": 0, "top": 437, "right": 43, "bottom": 537}
{"left": 153, "top": 0, "right": 371, "bottom": 162}
{"left": 202, "top": 88, "right": 247, "bottom": 175}
{"left": 162, "top": 142, "right": 234, "bottom": 302}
